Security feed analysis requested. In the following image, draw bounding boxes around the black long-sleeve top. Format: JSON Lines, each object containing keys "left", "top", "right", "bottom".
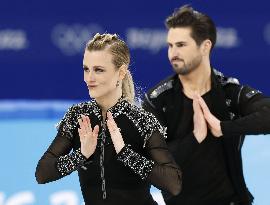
{"left": 35, "top": 99, "right": 182, "bottom": 205}
{"left": 142, "top": 69, "right": 270, "bottom": 205}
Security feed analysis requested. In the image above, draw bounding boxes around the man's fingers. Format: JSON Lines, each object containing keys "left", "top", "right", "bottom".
{"left": 193, "top": 98, "right": 198, "bottom": 112}
{"left": 198, "top": 96, "right": 210, "bottom": 114}
{"left": 198, "top": 96, "right": 221, "bottom": 132}
{"left": 193, "top": 98, "right": 203, "bottom": 115}
{"left": 198, "top": 96, "right": 214, "bottom": 123}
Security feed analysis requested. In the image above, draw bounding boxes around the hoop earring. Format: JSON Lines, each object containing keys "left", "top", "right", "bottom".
{"left": 116, "top": 80, "right": 120, "bottom": 87}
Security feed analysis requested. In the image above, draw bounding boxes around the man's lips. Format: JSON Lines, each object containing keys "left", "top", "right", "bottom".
{"left": 171, "top": 58, "right": 183, "bottom": 62}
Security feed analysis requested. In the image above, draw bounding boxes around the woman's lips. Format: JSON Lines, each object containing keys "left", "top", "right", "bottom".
{"left": 88, "top": 85, "right": 97, "bottom": 89}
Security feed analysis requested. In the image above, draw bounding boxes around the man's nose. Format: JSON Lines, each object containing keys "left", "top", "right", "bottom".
{"left": 171, "top": 46, "right": 179, "bottom": 56}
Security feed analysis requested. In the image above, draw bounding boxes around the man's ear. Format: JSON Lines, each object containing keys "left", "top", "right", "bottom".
{"left": 201, "top": 39, "right": 212, "bottom": 56}
{"left": 119, "top": 64, "right": 128, "bottom": 80}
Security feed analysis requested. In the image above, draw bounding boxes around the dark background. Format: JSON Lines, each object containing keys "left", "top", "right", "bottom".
{"left": 1, "top": 0, "right": 269, "bottom": 100}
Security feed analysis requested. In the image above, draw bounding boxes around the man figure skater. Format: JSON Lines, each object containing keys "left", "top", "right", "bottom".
{"left": 143, "top": 5, "right": 270, "bottom": 205}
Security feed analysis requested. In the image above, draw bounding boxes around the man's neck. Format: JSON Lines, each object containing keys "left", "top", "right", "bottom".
{"left": 179, "top": 65, "right": 212, "bottom": 99}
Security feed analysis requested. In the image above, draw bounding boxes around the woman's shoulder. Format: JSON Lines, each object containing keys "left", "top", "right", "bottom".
{"left": 125, "top": 102, "right": 167, "bottom": 147}
{"left": 129, "top": 103, "right": 157, "bottom": 120}
{"left": 67, "top": 101, "right": 95, "bottom": 112}
{"left": 55, "top": 101, "right": 97, "bottom": 138}
{"left": 59, "top": 101, "right": 93, "bottom": 121}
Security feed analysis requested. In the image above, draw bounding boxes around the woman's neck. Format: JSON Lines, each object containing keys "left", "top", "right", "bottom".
{"left": 95, "top": 90, "right": 122, "bottom": 120}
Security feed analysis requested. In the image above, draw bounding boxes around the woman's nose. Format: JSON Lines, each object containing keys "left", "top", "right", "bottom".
{"left": 85, "top": 70, "right": 96, "bottom": 82}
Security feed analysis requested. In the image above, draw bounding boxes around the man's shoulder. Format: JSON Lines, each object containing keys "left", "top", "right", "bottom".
{"left": 213, "top": 69, "right": 262, "bottom": 106}
{"left": 213, "top": 69, "right": 240, "bottom": 87}
{"left": 146, "top": 75, "right": 176, "bottom": 99}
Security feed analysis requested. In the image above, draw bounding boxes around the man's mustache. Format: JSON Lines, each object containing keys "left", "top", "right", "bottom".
{"left": 171, "top": 57, "right": 184, "bottom": 62}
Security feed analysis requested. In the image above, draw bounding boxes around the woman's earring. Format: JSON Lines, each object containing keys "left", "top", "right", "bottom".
{"left": 116, "top": 80, "right": 120, "bottom": 87}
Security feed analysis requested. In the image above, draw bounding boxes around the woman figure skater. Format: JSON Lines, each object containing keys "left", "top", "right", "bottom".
{"left": 35, "top": 33, "right": 182, "bottom": 205}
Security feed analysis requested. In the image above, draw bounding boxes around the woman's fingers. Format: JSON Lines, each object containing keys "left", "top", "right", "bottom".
{"left": 92, "top": 125, "right": 99, "bottom": 145}
{"left": 107, "top": 112, "right": 118, "bottom": 130}
{"left": 86, "top": 115, "right": 92, "bottom": 129}
{"left": 79, "top": 116, "right": 86, "bottom": 132}
{"left": 82, "top": 115, "right": 89, "bottom": 130}
{"left": 107, "top": 112, "right": 125, "bottom": 153}
{"left": 78, "top": 118, "right": 85, "bottom": 134}
{"left": 84, "top": 115, "right": 93, "bottom": 134}
{"left": 78, "top": 127, "right": 84, "bottom": 143}
{"left": 80, "top": 115, "right": 93, "bottom": 133}
{"left": 107, "top": 112, "right": 116, "bottom": 134}
{"left": 78, "top": 115, "right": 91, "bottom": 142}
{"left": 93, "top": 125, "right": 99, "bottom": 135}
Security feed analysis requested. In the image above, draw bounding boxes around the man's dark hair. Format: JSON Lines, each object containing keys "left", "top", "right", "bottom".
{"left": 166, "top": 5, "right": 217, "bottom": 51}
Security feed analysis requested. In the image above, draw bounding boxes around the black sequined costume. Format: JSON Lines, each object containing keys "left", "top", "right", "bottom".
{"left": 35, "top": 99, "right": 182, "bottom": 205}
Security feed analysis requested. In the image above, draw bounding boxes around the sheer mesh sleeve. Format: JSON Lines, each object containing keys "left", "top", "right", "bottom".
{"left": 35, "top": 104, "right": 91, "bottom": 184}
{"left": 35, "top": 130, "right": 87, "bottom": 184}
{"left": 146, "top": 131, "right": 182, "bottom": 196}
{"left": 117, "top": 145, "right": 155, "bottom": 180}
{"left": 117, "top": 131, "right": 182, "bottom": 196}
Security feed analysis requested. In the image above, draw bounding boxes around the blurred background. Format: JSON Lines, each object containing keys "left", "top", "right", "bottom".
{"left": 0, "top": 0, "right": 270, "bottom": 204}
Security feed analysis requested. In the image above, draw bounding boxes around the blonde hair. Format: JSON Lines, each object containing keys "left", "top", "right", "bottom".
{"left": 86, "top": 33, "right": 135, "bottom": 103}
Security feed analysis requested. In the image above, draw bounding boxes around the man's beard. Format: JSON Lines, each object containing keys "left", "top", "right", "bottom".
{"left": 171, "top": 55, "right": 202, "bottom": 75}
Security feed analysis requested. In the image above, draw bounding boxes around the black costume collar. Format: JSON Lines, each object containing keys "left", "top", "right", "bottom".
{"left": 173, "top": 68, "right": 220, "bottom": 94}
{"left": 91, "top": 97, "right": 130, "bottom": 121}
